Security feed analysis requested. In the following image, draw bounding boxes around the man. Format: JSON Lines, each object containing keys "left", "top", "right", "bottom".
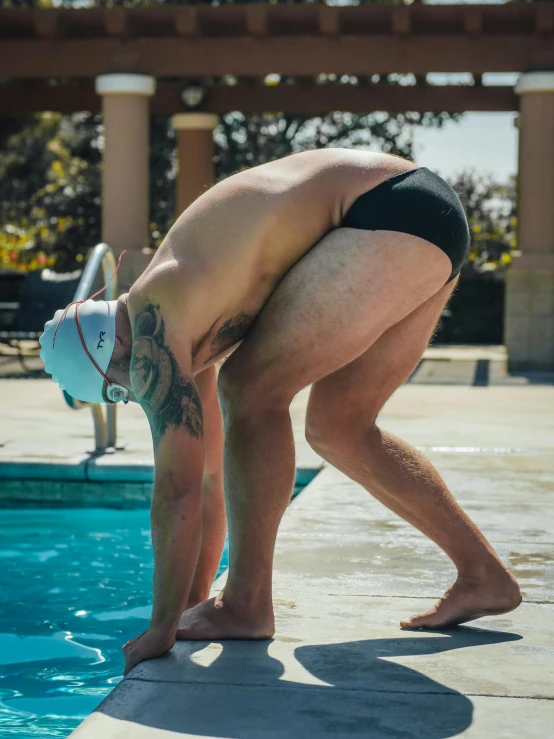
{"left": 40, "top": 149, "right": 521, "bottom": 675}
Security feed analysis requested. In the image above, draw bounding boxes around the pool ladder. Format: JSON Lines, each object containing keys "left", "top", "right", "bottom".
{"left": 62, "top": 243, "right": 119, "bottom": 455}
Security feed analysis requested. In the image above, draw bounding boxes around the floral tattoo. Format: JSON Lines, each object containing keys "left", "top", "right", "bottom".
{"left": 130, "top": 302, "right": 203, "bottom": 448}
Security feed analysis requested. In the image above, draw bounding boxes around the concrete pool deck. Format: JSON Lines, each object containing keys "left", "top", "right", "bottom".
{"left": 1, "top": 369, "right": 554, "bottom": 736}
{"left": 72, "top": 455, "right": 554, "bottom": 738}
{"left": 0, "top": 379, "right": 323, "bottom": 482}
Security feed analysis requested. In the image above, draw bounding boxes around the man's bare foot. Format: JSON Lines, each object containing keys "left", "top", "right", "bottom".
{"left": 176, "top": 592, "right": 275, "bottom": 641}
{"left": 400, "top": 569, "right": 522, "bottom": 630}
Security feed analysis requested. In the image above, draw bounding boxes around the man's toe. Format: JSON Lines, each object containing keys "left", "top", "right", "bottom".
{"left": 400, "top": 609, "right": 439, "bottom": 630}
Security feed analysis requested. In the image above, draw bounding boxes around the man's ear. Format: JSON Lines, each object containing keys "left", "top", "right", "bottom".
{"left": 115, "top": 293, "right": 133, "bottom": 349}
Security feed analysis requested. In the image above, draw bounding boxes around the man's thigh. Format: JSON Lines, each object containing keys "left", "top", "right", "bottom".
{"left": 306, "top": 276, "right": 459, "bottom": 434}
{"left": 220, "top": 227, "right": 452, "bottom": 405}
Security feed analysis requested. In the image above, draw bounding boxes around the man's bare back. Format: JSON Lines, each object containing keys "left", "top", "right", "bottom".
{"left": 132, "top": 149, "right": 417, "bottom": 374}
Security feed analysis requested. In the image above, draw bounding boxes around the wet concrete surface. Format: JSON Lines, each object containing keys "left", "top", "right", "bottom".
{"left": 1, "top": 367, "right": 553, "bottom": 737}
{"left": 2, "top": 379, "right": 554, "bottom": 467}
{"left": 0, "top": 380, "right": 322, "bottom": 471}
{"left": 270, "top": 462, "right": 554, "bottom": 603}
{"left": 66, "top": 377, "right": 554, "bottom": 738}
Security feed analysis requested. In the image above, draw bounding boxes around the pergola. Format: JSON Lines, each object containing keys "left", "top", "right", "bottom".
{"left": 1, "top": 3, "right": 553, "bottom": 369}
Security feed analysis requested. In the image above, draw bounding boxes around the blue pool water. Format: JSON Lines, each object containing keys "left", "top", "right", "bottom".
{"left": 0, "top": 477, "right": 313, "bottom": 738}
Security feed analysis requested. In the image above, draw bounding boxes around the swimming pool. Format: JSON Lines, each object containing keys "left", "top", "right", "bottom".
{"left": 0, "top": 473, "right": 316, "bottom": 738}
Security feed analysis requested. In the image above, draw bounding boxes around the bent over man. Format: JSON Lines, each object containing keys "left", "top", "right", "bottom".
{"left": 40, "top": 149, "right": 521, "bottom": 674}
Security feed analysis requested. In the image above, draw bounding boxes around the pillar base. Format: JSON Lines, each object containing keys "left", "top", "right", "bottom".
{"left": 96, "top": 74, "right": 156, "bottom": 97}
{"left": 505, "top": 257, "right": 554, "bottom": 371}
{"left": 171, "top": 113, "right": 219, "bottom": 131}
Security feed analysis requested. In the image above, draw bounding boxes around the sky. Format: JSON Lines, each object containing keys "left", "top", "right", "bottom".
{"left": 62, "top": 0, "right": 520, "bottom": 182}
{"left": 391, "top": 0, "right": 518, "bottom": 181}
{"left": 409, "top": 68, "right": 519, "bottom": 181}
{"left": 337, "top": 0, "right": 519, "bottom": 182}
{"left": 412, "top": 112, "right": 518, "bottom": 181}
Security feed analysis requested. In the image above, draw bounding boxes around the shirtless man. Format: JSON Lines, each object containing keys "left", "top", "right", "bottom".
{"left": 40, "top": 149, "right": 521, "bottom": 676}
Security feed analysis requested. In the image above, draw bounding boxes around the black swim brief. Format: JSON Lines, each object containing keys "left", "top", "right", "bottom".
{"left": 341, "top": 167, "right": 471, "bottom": 283}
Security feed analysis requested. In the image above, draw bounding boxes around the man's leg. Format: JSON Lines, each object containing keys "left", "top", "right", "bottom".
{"left": 177, "top": 227, "right": 460, "bottom": 639}
{"left": 305, "top": 279, "right": 521, "bottom": 629}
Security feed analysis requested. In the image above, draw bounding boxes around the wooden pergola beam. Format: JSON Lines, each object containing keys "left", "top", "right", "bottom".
{"left": 0, "top": 4, "right": 547, "bottom": 42}
{"left": 1, "top": 36, "right": 552, "bottom": 78}
{"left": 0, "top": 81, "right": 518, "bottom": 115}
{"left": 0, "top": 5, "right": 552, "bottom": 78}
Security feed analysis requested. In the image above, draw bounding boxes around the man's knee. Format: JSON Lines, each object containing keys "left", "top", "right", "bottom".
{"left": 217, "top": 356, "right": 293, "bottom": 414}
{"left": 305, "top": 405, "right": 379, "bottom": 463}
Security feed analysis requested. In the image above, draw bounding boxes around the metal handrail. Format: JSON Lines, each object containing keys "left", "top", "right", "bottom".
{"left": 63, "top": 243, "right": 119, "bottom": 455}
{"left": 73, "top": 242, "right": 117, "bottom": 303}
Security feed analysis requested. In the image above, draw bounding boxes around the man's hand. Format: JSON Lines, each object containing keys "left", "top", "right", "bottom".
{"left": 122, "top": 627, "right": 176, "bottom": 676}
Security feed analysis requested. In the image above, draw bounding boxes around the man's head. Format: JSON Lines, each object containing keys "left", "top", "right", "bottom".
{"left": 103, "top": 294, "right": 136, "bottom": 403}
{"left": 40, "top": 293, "right": 135, "bottom": 404}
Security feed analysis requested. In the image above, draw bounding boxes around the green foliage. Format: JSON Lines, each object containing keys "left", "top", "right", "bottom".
{"left": 0, "top": 87, "right": 459, "bottom": 265}
{"left": 0, "top": 1, "right": 515, "bottom": 273}
{"left": 214, "top": 110, "right": 453, "bottom": 176}
{"left": 0, "top": 113, "right": 101, "bottom": 271}
{"left": 149, "top": 116, "right": 177, "bottom": 247}
{"left": 450, "top": 171, "right": 517, "bottom": 276}
{"left": 0, "top": 108, "right": 517, "bottom": 272}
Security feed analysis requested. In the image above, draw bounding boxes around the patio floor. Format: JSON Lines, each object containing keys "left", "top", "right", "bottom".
{"left": 0, "top": 361, "right": 553, "bottom": 738}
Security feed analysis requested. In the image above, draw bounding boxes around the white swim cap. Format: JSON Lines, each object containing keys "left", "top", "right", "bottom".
{"left": 40, "top": 299, "right": 127, "bottom": 404}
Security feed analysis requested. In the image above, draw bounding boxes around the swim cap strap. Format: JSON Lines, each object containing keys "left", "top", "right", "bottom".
{"left": 51, "top": 250, "right": 127, "bottom": 389}
{"left": 87, "top": 250, "right": 126, "bottom": 302}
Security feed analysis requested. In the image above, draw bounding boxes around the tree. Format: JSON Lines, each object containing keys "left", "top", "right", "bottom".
{"left": 214, "top": 109, "right": 453, "bottom": 178}
{"left": 1, "top": 101, "right": 457, "bottom": 267}
{"left": 431, "top": 170, "right": 517, "bottom": 345}
{"left": 449, "top": 171, "right": 517, "bottom": 277}
{"left": 0, "top": 113, "right": 102, "bottom": 272}
{"left": 0, "top": 0, "right": 462, "bottom": 269}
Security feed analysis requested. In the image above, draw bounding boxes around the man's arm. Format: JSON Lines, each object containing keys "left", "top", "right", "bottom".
{"left": 123, "top": 298, "right": 204, "bottom": 673}
{"left": 187, "top": 365, "right": 226, "bottom": 607}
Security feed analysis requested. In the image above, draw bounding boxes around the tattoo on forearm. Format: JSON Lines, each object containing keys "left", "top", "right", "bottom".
{"left": 209, "top": 312, "right": 255, "bottom": 359}
{"left": 131, "top": 302, "right": 203, "bottom": 447}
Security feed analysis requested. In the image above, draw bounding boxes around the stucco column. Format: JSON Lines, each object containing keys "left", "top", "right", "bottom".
{"left": 171, "top": 113, "right": 219, "bottom": 215}
{"left": 506, "top": 72, "right": 554, "bottom": 370}
{"left": 96, "top": 74, "right": 156, "bottom": 292}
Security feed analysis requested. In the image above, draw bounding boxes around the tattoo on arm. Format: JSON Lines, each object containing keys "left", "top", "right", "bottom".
{"left": 130, "top": 302, "right": 203, "bottom": 448}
